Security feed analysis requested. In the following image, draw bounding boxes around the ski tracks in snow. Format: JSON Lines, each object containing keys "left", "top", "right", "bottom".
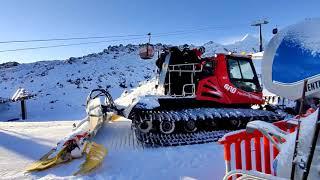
{"left": 96, "top": 120, "right": 144, "bottom": 152}
{"left": 0, "top": 119, "right": 226, "bottom": 180}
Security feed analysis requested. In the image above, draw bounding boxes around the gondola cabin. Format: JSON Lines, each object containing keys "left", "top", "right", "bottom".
{"left": 139, "top": 45, "right": 154, "bottom": 59}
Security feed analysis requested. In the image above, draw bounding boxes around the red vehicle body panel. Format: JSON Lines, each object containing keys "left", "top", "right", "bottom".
{"left": 196, "top": 54, "right": 264, "bottom": 105}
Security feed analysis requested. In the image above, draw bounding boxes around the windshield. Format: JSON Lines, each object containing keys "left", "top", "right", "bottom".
{"left": 227, "top": 57, "right": 261, "bottom": 92}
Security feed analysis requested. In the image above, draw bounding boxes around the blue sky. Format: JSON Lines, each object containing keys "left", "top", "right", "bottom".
{"left": 0, "top": 0, "right": 319, "bottom": 63}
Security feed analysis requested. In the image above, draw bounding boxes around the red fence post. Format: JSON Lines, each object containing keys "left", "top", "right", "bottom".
{"left": 254, "top": 136, "right": 262, "bottom": 172}
{"left": 235, "top": 140, "right": 242, "bottom": 178}
{"left": 219, "top": 119, "right": 299, "bottom": 178}
{"left": 263, "top": 136, "right": 271, "bottom": 174}
{"left": 245, "top": 138, "right": 252, "bottom": 170}
{"left": 273, "top": 137, "right": 279, "bottom": 176}
{"left": 223, "top": 143, "right": 232, "bottom": 174}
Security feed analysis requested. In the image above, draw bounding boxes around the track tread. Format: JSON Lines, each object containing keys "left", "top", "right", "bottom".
{"left": 131, "top": 107, "right": 285, "bottom": 147}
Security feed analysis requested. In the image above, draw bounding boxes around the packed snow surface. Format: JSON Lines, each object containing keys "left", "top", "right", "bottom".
{"left": 0, "top": 119, "right": 225, "bottom": 180}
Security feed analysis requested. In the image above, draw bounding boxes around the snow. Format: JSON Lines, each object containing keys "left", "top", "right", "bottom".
{"left": 251, "top": 51, "right": 264, "bottom": 59}
{"left": 283, "top": 18, "right": 320, "bottom": 55}
{"left": 0, "top": 38, "right": 261, "bottom": 121}
{"left": 247, "top": 120, "right": 288, "bottom": 140}
{"left": 274, "top": 109, "right": 319, "bottom": 179}
{"left": 263, "top": 18, "right": 320, "bottom": 100}
{"left": 0, "top": 37, "right": 265, "bottom": 179}
{"left": 224, "top": 170, "right": 287, "bottom": 180}
{"left": 133, "top": 95, "right": 161, "bottom": 109}
{"left": 0, "top": 121, "right": 73, "bottom": 179}
{"left": 0, "top": 119, "right": 226, "bottom": 180}
{"left": 0, "top": 45, "right": 156, "bottom": 121}
{"left": 202, "top": 34, "right": 261, "bottom": 57}
{"left": 114, "top": 78, "right": 159, "bottom": 109}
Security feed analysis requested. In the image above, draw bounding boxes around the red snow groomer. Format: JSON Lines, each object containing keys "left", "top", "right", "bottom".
{"left": 128, "top": 47, "right": 285, "bottom": 146}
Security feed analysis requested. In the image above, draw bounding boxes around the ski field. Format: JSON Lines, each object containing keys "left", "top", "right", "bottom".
{"left": 0, "top": 33, "right": 300, "bottom": 180}
{"left": 0, "top": 37, "right": 272, "bottom": 180}
{"left": 1, "top": 1, "right": 320, "bottom": 179}
{"left": 0, "top": 118, "right": 225, "bottom": 180}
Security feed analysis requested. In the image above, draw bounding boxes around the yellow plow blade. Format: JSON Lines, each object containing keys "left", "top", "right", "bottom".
{"left": 111, "top": 114, "right": 124, "bottom": 122}
{"left": 26, "top": 148, "right": 69, "bottom": 172}
{"left": 74, "top": 142, "right": 107, "bottom": 175}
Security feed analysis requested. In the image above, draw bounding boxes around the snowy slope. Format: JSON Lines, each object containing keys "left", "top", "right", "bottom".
{"left": 203, "top": 34, "right": 261, "bottom": 57}
{"left": 0, "top": 45, "right": 156, "bottom": 121}
{"left": 0, "top": 35, "right": 261, "bottom": 121}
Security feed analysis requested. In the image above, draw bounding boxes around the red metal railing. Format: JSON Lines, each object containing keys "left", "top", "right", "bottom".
{"left": 219, "top": 120, "right": 297, "bottom": 178}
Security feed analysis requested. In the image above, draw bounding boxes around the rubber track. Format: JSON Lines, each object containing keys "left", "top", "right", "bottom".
{"left": 134, "top": 129, "right": 230, "bottom": 147}
{"left": 131, "top": 107, "right": 285, "bottom": 146}
{"left": 138, "top": 108, "right": 283, "bottom": 122}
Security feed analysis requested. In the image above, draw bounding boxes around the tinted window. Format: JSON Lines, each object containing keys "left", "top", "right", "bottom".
{"left": 203, "top": 61, "right": 213, "bottom": 75}
{"left": 239, "top": 60, "right": 255, "bottom": 79}
{"left": 227, "top": 57, "right": 261, "bottom": 92}
{"left": 228, "top": 59, "right": 242, "bottom": 79}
